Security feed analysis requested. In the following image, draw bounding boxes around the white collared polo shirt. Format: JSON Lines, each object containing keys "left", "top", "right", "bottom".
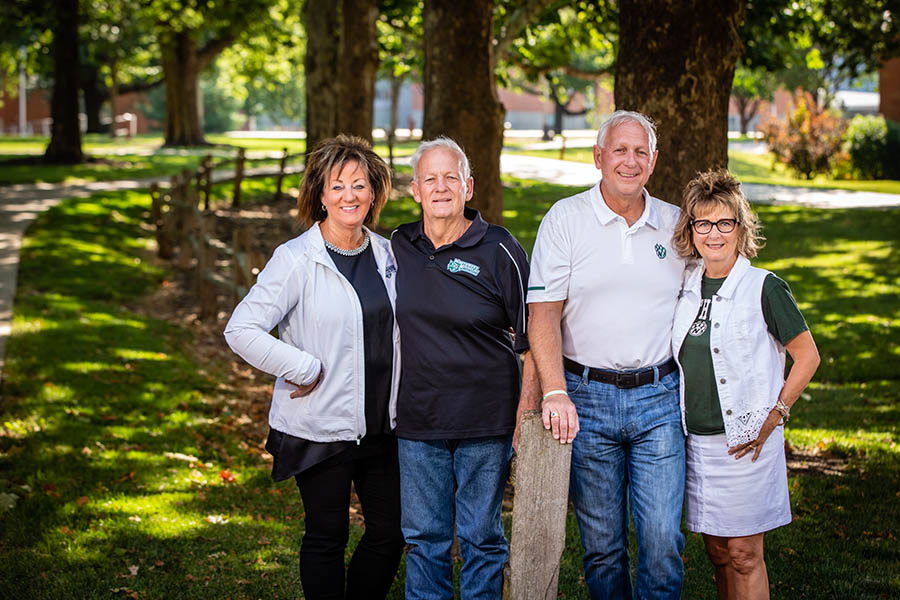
{"left": 527, "top": 182, "right": 686, "bottom": 370}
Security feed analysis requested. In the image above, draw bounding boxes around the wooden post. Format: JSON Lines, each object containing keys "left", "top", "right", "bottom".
{"left": 175, "top": 177, "right": 195, "bottom": 270}
{"left": 232, "top": 147, "right": 245, "bottom": 208}
{"left": 150, "top": 183, "right": 174, "bottom": 259}
{"left": 273, "top": 147, "right": 289, "bottom": 201}
{"left": 197, "top": 213, "right": 219, "bottom": 320}
{"left": 505, "top": 410, "right": 573, "bottom": 600}
{"left": 201, "top": 154, "right": 213, "bottom": 210}
{"left": 231, "top": 227, "right": 251, "bottom": 305}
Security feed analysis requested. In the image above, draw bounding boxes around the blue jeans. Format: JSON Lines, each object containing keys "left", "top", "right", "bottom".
{"left": 398, "top": 436, "right": 512, "bottom": 600}
{"left": 567, "top": 366, "right": 685, "bottom": 600}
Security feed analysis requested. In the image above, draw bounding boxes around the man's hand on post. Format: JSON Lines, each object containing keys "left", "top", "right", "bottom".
{"left": 542, "top": 391, "right": 579, "bottom": 444}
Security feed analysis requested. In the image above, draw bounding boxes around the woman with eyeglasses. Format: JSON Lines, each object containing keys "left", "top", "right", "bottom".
{"left": 670, "top": 169, "right": 820, "bottom": 599}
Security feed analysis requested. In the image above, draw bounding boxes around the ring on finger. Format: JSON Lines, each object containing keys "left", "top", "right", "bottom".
{"left": 549, "top": 411, "right": 560, "bottom": 418}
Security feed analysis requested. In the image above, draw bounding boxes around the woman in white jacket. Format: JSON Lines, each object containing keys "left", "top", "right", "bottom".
{"left": 671, "top": 169, "right": 819, "bottom": 600}
{"left": 224, "top": 136, "right": 404, "bottom": 600}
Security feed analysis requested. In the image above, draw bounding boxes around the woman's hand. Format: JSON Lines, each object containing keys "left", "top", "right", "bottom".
{"left": 287, "top": 365, "right": 325, "bottom": 398}
{"left": 728, "top": 409, "right": 782, "bottom": 462}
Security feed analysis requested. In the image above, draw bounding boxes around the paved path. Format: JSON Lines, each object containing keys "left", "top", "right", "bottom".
{"left": 1, "top": 155, "right": 898, "bottom": 386}
{"left": 500, "top": 154, "right": 900, "bottom": 209}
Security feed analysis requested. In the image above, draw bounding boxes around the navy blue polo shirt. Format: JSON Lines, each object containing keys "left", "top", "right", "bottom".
{"left": 391, "top": 207, "right": 530, "bottom": 440}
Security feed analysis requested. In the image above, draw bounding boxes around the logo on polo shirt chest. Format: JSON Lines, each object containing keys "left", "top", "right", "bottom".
{"left": 447, "top": 258, "right": 480, "bottom": 276}
{"left": 654, "top": 243, "right": 667, "bottom": 259}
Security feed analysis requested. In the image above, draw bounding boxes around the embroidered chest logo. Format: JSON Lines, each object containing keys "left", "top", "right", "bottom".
{"left": 447, "top": 258, "right": 480, "bottom": 276}
{"left": 385, "top": 265, "right": 396, "bottom": 279}
{"left": 654, "top": 243, "right": 667, "bottom": 259}
{"left": 688, "top": 298, "right": 712, "bottom": 337}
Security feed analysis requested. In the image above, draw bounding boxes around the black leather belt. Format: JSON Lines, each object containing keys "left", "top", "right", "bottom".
{"left": 563, "top": 357, "right": 677, "bottom": 389}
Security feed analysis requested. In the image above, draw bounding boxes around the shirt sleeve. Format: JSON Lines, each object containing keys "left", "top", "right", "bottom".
{"left": 526, "top": 205, "right": 571, "bottom": 303}
{"left": 223, "top": 244, "right": 322, "bottom": 385}
{"left": 761, "top": 273, "right": 809, "bottom": 345}
{"left": 497, "top": 235, "right": 531, "bottom": 352}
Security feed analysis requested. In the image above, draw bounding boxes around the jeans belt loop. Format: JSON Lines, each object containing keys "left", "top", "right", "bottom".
{"left": 652, "top": 365, "right": 660, "bottom": 386}
{"left": 581, "top": 365, "right": 590, "bottom": 386}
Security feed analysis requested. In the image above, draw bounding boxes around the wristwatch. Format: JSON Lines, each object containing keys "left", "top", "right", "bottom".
{"left": 774, "top": 398, "right": 791, "bottom": 423}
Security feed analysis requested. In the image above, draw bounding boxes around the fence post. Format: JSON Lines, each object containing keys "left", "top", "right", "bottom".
{"left": 204, "top": 154, "right": 214, "bottom": 209}
{"left": 273, "top": 146, "right": 289, "bottom": 201}
{"left": 505, "top": 410, "right": 573, "bottom": 600}
{"left": 150, "top": 183, "right": 174, "bottom": 259}
{"left": 174, "top": 175, "right": 195, "bottom": 270}
{"left": 232, "top": 147, "right": 245, "bottom": 208}
{"left": 196, "top": 213, "right": 219, "bottom": 320}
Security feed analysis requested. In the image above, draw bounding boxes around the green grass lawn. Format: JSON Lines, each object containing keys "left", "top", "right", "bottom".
{"left": 0, "top": 135, "right": 418, "bottom": 186}
{"left": 1, "top": 167, "right": 898, "bottom": 597}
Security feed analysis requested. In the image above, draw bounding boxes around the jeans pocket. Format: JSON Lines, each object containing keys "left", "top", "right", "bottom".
{"left": 658, "top": 371, "right": 680, "bottom": 393}
{"left": 565, "top": 371, "right": 586, "bottom": 396}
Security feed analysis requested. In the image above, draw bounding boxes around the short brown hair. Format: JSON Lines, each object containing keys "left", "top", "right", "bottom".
{"left": 297, "top": 135, "right": 392, "bottom": 227}
{"left": 673, "top": 168, "right": 764, "bottom": 260}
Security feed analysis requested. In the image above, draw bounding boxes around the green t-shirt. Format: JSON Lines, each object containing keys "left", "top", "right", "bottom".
{"left": 679, "top": 273, "right": 809, "bottom": 435}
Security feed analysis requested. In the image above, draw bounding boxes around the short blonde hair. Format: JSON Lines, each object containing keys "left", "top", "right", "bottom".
{"left": 297, "top": 135, "right": 391, "bottom": 227}
{"left": 673, "top": 168, "right": 764, "bottom": 260}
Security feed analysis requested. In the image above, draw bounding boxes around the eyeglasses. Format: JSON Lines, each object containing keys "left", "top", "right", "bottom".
{"left": 690, "top": 218, "right": 738, "bottom": 234}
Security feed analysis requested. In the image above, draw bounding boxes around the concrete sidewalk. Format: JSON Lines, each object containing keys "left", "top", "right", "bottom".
{"left": 499, "top": 154, "right": 900, "bottom": 209}
{"left": 1, "top": 156, "right": 898, "bottom": 386}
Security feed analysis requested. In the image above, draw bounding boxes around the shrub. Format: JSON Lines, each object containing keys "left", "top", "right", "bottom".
{"left": 762, "top": 90, "right": 846, "bottom": 180}
{"left": 844, "top": 115, "right": 888, "bottom": 179}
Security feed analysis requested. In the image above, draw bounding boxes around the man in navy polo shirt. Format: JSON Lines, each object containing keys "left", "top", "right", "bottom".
{"left": 392, "top": 137, "right": 530, "bottom": 599}
{"left": 521, "top": 111, "right": 687, "bottom": 599}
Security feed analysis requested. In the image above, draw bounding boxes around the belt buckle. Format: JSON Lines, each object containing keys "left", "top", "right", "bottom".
{"left": 615, "top": 372, "right": 638, "bottom": 389}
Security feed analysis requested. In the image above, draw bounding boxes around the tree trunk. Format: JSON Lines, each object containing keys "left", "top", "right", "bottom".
{"left": 387, "top": 74, "right": 403, "bottom": 170}
{"left": 160, "top": 31, "right": 206, "bottom": 146}
{"left": 82, "top": 64, "right": 105, "bottom": 134}
{"left": 422, "top": 0, "right": 505, "bottom": 225}
{"left": 304, "top": 0, "right": 341, "bottom": 157}
{"left": 615, "top": 0, "right": 745, "bottom": 205}
{"left": 337, "top": 0, "right": 378, "bottom": 141}
{"left": 44, "top": 0, "right": 83, "bottom": 164}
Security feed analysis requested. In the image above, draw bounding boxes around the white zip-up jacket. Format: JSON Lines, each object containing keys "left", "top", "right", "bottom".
{"left": 224, "top": 222, "right": 400, "bottom": 443}
{"left": 672, "top": 255, "right": 785, "bottom": 447}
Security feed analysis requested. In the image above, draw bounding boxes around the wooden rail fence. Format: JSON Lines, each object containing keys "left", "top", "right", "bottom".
{"left": 149, "top": 147, "right": 304, "bottom": 320}
{"left": 149, "top": 151, "right": 575, "bottom": 598}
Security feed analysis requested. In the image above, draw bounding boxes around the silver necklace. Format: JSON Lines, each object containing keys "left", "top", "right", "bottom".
{"left": 324, "top": 230, "right": 370, "bottom": 256}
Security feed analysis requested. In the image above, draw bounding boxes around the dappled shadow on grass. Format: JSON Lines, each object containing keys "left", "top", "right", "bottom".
{"left": 753, "top": 206, "right": 900, "bottom": 383}
{"left": 17, "top": 192, "right": 165, "bottom": 301}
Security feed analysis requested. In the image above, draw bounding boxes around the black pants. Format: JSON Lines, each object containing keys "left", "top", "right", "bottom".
{"left": 294, "top": 444, "right": 405, "bottom": 600}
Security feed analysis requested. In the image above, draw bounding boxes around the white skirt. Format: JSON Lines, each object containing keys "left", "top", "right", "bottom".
{"left": 685, "top": 427, "right": 792, "bottom": 537}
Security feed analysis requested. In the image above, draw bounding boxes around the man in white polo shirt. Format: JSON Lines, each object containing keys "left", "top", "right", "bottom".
{"left": 520, "top": 110, "right": 686, "bottom": 599}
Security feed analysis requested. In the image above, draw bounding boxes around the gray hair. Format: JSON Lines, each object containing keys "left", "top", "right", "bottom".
{"left": 596, "top": 110, "right": 658, "bottom": 155}
{"left": 410, "top": 136, "right": 472, "bottom": 194}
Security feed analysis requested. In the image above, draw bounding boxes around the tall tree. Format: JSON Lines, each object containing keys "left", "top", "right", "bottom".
{"left": 43, "top": 0, "right": 83, "bottom": 163}
{"left": 151, "top": 0, "right": 275, "bottom": 146}
{"left": 420, "top": 0, "right": 556, "bottom": 224}
{"left": 304, "top": 0, "right": 379, "bottom": 155}
{"left": 303, "top": 0, "right": 341, "bottom": 155}
{"left": 615, "top": 0, "right": 745, "bottom": 205}
{"left": 421, "top": 0, "right": 506, "bottom": 223}
{"left": 338, "top": 0, "right": 379, "bottom": 140}
{"left": 731, "top": 64, "right": 777, "bottom": 134}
